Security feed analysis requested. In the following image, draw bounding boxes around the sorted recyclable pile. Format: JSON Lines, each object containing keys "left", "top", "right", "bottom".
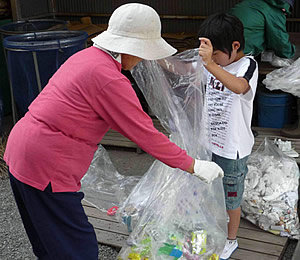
{"left": 241, "top": 138, "right": 300, "bottom": 239}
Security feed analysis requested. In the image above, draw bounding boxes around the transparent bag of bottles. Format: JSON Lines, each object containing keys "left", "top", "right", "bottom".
{"left": 117, "top": 49, "right": 227, "bottom": 259}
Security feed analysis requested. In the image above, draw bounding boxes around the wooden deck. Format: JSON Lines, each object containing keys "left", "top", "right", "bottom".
{"left": 101, "top": 119, "right": 300, "bottom": 164}
{"left": 100, "top": 118, "right": 168, "bottom": 153}
{"left": 82, "top": 199, "right": 288, "bottom": 260}
{"left": 96, "top": 119, "right": 299, "bottom": 259}
{"left": 252, "top": 126, "right": 300, "bottom": 164}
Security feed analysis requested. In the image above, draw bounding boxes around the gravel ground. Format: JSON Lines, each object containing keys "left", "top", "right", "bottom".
{"left": 0, "top": 146, "right": 298, "bottom": 259}
{"left": 0, "top": 174, "right": 121, "bottom": 260}
{"left": 0, "top": 147, "right": 155, "bottom": 260}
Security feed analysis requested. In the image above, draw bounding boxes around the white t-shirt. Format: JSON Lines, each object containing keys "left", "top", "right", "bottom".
{"left": 205, "top": 56, "right": 258, "bottom": 159}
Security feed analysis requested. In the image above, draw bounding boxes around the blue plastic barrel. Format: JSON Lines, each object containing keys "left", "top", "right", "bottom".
{"left": 0, "top": 19, "right": 67, "bottom": 37}
{"left": 0, "top": 19, "right": 68, "bottom": 117}
{"left": 257, "top": 90, "right": 295, "bottom": 128}
{"left": 3, "top": 31, "right": 88, "bottom": 118}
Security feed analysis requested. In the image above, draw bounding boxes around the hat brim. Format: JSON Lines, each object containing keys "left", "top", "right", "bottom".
{"left": 92, "top": 31, "right": 177, "bottom": 60}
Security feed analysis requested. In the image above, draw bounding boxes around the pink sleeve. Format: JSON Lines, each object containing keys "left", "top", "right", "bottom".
{"left": 93, "top": 78, "right": 193, "bottom": 171}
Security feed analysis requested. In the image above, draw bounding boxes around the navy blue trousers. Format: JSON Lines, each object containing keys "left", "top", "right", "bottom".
{"left": 9, "top": 171, "right": 98, "bottom": 260}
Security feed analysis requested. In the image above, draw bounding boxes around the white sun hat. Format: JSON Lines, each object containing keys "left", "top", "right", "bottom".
{"left": 91, "top": 3, "right": 177, "bottom": 60}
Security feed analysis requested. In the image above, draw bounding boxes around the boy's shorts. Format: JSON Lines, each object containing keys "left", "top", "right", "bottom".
{"left": 212, "top": 153, "right": 249, "bottom": 210}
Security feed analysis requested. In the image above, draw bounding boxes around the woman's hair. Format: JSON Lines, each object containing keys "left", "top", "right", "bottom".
{"left": 197, "top": 13, "right": 245, "bottom": 58}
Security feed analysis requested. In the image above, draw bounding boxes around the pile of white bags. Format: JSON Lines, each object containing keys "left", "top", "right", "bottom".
{"left": 242, "top": 138, "right": 300, "bottom": 239}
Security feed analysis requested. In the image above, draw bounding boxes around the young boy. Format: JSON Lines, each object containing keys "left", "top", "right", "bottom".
{"left": 198, "top": 13, "right": 258, "bottom": 260}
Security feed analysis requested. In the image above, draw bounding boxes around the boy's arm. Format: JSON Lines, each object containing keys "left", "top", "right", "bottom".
{"left": 199, "top": 38, "right": 249, "bottom": 94}
{"left": 205, "top": 62, "right": 249, "bottom": 94}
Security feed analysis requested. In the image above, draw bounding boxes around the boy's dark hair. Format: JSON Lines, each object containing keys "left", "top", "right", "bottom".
{"left": 197, "top": 13, "right": 245, "bottom": 58}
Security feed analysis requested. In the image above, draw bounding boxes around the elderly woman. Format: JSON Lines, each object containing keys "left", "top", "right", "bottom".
{"left": 4, "top": 3, "right": 223, "bottom": 259}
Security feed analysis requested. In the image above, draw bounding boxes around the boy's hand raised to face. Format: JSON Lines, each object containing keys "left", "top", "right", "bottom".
{"left": 198, "top": 37, "right": 214, "bottom": 66}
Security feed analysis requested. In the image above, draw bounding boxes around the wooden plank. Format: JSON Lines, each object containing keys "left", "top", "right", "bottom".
{"left": 84, "top": 206, "right": 287, "bottom": 248}
{"left": 91, "top": 220, "right": 286, "bottom": 258}
{"left": 84, "top": 206, "right": 120, "bottom": 223}
{"left": 239, "top": 218, "right": 263, "bottom": 231}
{"left": 83, "top": 202, "right": 288, "bottom": 259}
{"left": 100, "top": 133, "right": 132, "bottom": 139}
{"left": 254, "top": 135, "right": 300, "bottom": 144}
{"left": 101, "top": 133, "right": 129, "bottom": 139}
{"left": 102, "top": 131, "right": 296, "bottom": 151}
{"left": 238, "top": 227, "right": 287, "bottom": 246}
{"left": 236, "top": 237, "right": 284, "bottom": 256}
{"left": 84, "top": 201, "right": 262, "bottom": 232}
{"left": 252, "top": 126, "right": 300, "bottom": 141}
{"left": 82, "top": 199, "right": 94, "bottom": 207}
{"left": 84, "top": 200, "right": 129, "bottom": 248}
{"left": 239, "top": 220, "right": 288, "bottom": 248}
{"left": 101, "top": 138, "right": 137, "bottom": 146}
{"left": 100, "top": 120, "right": 300, "bottom": 162}
{"left": 88, "top": 216, "right": 129, "bottom": 236}
{"left": 231, "top": 248, "right": 279, "bottom": 260}
{"left": 93, "top": 228, "right": 127, "bottom": 248}
{"left": 100, "top": 130, "right": 140, "bottom": 149}
{"left": 99, "top": 118, "right": 169, "bottom": 150}
{"left": 83, "top": 193, "right": 118, "bottom": 206}
{"left": 104, "top": 126, "right": 168, "bottom": 136}
{"left": 83, "top": 199, "right": 118, "bottom": 221}
{"left": 100, "top": 138, "right": 136, "bottom": 146}
{"left": 83, "top": 199, "right": 117, "bottom": 214}
{"left": 252, "top": 127, "right": 300, "bottom": 164}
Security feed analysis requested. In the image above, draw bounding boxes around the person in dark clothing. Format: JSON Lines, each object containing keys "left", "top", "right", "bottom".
{"left": 229, "top": 0, "right": 296, "bottom": 58}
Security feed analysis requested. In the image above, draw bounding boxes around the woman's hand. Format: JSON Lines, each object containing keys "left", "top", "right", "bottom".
{"left": 192, "top": 159, "right": 224, "bottom": 184}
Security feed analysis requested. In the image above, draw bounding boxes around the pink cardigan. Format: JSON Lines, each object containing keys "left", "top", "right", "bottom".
{"left": 4, "top": 47, "right": 193, "bottom": 192}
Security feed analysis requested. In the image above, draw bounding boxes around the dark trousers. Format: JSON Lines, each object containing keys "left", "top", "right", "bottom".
{"left": 9, "top": 171, "right": 98, "bottom": 260}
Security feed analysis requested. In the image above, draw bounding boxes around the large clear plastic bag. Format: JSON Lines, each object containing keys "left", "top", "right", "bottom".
{"left": 270, "top": 54, "right": 294, "bottom": 67}
{"left": 117, "top": 170, "right": 226, "bottom": 260}
{"left": 117, "top": 49, "right": 227, "bottom": 259}
{"left": 242, "top": 137, "right": 300, "bottom": 239}
{"left": 81, "top": 145, "right": 141, "bottom": 212}
{"left": 117, "top": 49, "right": 211, "bottom": 227}
{"left": 262, "top": 57, "right": 300, "bottom": 97}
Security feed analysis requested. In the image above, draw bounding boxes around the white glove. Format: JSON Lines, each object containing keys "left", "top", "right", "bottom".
{"left": 193, "top": 159, "right": 224, "bottom": 184}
